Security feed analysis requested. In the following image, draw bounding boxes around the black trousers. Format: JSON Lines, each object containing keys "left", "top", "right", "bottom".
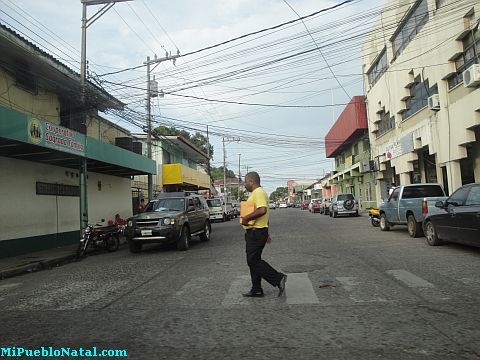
{"left": 245, "top": 228, "right": 282, "bottom": 292}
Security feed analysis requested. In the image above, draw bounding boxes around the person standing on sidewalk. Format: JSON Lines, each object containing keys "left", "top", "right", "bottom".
{"left": 240, "top": 171, "right": 287, "bottom": 298}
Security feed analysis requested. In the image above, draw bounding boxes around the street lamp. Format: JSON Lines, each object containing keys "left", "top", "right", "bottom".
{"left": 79, "top": 0, "right": 132, "bottom": 234}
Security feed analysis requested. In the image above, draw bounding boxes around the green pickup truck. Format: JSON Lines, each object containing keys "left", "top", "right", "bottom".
{"left": 379, "top": 184, "right": 447, "bottom": 238}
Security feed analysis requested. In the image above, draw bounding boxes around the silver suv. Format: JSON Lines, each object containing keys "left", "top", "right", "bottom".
{"left": 329, "top": 194, "right": 359, "bottom": 218}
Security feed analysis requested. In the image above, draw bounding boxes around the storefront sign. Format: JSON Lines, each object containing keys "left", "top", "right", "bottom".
{"left": 385, "top": 133, "right": 414, "bottom": 160}
{"left": 27, "top": 117, "right": 85, "bottom": 155}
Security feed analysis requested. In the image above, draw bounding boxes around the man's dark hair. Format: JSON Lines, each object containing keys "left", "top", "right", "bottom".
{"left": 245, "top": 171, "right": 260, "bottom": 185}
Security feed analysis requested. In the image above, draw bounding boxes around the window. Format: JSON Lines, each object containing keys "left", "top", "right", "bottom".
{"left": 447, "top": 28, "right": 479, "bottom": 89}
{"left": 353, "top": 144, "right": 359, "bottom": 155}
{"left": 36, "top": 182, "right": 79, "bottom": 196}
{"left": 15, "top": 61, "right": 37, "bottom": 94}
{"left": 402, "top": 185, "right": 445, "bottom": 199}
{"left": 465, "top": 185, "right": 480, "bottom": 205}
{"left": 392, "top": 0, "right": 429, "bottom": 59}
{"left": 367, "top": 48, "right": 388, "bottom": 87}
{"left": 376, "top": 111, "right": 395, "bottom": 138}
{"left": 447, "top": 186, "right": 470, "bottom": 206}
{"left": 402, "top": 76, "right": 437, "bottom": 120}
{"left": 363, "top": 139, "right": 370, "bottom": 152}
{"left": 390, "top": 188, "right": 401, "bottom": 201}
{"left": 435, "top": 0, "right": 447, "bottom": 9}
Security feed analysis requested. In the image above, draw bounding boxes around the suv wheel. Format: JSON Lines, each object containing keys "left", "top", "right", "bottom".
{"left": 424, "top": 220, "right": 442, "bottom": 246}
{"left": 200, "top": 222, "right": 211, "bottom": 242}
{"left": 333, "top": 211, "right": 338, "bottom": 218}
{"left": 380, "top": 213, "right": 390, "bottom": 231}
{"left": 407, "top": 215, "right": 423, "bottom": 238}
{"left": 177, "top": 226, "right": 191, "bottom": 251}
{"left": 128, "top": 239, "right": 142, "bottom": 253}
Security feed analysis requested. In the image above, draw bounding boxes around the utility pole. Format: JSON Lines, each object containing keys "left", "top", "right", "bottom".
{"left": 79, "top": 0, "right": 131, "bottom": 235}
{"left": 222, "top": 136, "right": 240, "bottom": 204}
{"left": 223, "top": 137, "right": 227, "bottom": 204}
{"left": 237, "top": 153, "right": 241, "bottom": 201}
{"left": 144, "top": 52, "right": 180, "bottom": 201}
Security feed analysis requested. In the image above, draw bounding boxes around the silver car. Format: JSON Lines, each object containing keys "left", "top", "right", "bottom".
{"left": 329, "top": 194, "right": 359, "bottom": 218}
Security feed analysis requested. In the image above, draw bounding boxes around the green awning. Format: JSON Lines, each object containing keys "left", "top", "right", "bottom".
{"left": 0, "top": 106, "right": 156, "bottom": 176}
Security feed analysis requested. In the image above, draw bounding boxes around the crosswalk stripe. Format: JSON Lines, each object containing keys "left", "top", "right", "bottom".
{"left": 221, "top": 275, "right": 251, "bottom": 308}
{"left": 386, "top": 270, "right": 434, "bottom": 288}
{"left": 285, "top": 273, "right": 320, "bottom": 305}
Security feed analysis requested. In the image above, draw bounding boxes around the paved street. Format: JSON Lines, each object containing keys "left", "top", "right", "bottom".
{"left": 1, "top": 209, "right": 480, "bottom": 359}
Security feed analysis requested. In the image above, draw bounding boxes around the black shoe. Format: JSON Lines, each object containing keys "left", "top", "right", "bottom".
{"left": 242, "top": 290, "right": 264, "bottom": 298}
{"left": 278, "top": 274, "right": 287, "bottom": 297}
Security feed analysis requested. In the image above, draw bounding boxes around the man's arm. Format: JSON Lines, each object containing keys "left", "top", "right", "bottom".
{"left": 241, "top": 207, "right": 266, "bottom": 225}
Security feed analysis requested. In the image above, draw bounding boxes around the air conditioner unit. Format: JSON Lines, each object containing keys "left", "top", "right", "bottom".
{"left": 463, "top": 64, "right": 480, "bottom": 88}
{"left": 359, "top": 159, "right": 370, "bottom": 173}
{"left": 427, "top": 94, "right": 440, "bottom": 111}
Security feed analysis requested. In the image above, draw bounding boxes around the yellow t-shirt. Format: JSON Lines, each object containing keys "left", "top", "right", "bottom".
{"left": 243, "top": 187, "right": 269, "bottom": 229}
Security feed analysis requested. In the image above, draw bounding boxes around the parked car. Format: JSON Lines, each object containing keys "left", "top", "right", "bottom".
{"left": 321, "top": 198, "right": 331, "bottom": 215}
{"left": 301, "top": 201, "right": 309, "bottom": 210}
{"left": 279, "top": 202, "right": 287, "bottom": 208}
{"left": 125, "top": 192, "right": 211, "bottom": 252}
{"left": 310, "top": 199, "right": 321, "bottom": 213}
{"left": 225, "top": 202, "right": 236, "bottom": 219}
{"left": 231, "top": 202, "right": 240, "bottom": 217}
{"left": 269, "top": 202, "right": 277, "bottom": 210}
{"left": 329, "top": 194, "right": 359, "bottom": 217}
{"left": 379, "top": 183, "right": 447, "bottom": 237}
{"left": 423, "top": 183, "right": 480, "bottom": 247}
{"left": 207, "top": 198, "right": 225, "bottom": 222}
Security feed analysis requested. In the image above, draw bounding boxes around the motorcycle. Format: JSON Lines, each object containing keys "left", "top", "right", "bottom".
{"left": 76, "top": 221, "right": 121, "bottom": 258}
{"left": 368, "top": 208, "right": 380, "bottom": 227}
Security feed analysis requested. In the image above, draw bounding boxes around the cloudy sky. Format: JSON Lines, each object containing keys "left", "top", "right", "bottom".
{"left": 0, "top": 0, "right": 385, "bottom": 192}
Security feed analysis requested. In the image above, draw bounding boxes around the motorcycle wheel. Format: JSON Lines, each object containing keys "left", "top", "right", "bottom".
{"left": 370, "top": 217, "right": 380, "bottom": 227}
{"left": 76, "top": 239, "right": 89, "bottom": 258}
{"left": 106, "top": 235, "right": 120, "bottom": 252}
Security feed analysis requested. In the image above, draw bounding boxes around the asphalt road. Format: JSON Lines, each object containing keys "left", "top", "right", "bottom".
{"left": 1, "top": 208, "right": 480, "bottom": 359}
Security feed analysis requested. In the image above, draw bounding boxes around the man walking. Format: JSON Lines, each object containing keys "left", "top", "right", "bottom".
{"left": 240, "top": 171, "right": 287, "bottom": 298}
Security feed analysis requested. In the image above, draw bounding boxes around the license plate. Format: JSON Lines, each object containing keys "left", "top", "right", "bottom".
{"left": 141, "top": 229, "right": 152, "bottom": 236}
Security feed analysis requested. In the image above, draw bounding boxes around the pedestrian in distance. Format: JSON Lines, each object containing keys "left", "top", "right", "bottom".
{"left": 240, "top": 171, "right": 287, "bottom": 298}
{"left": 138, "top": 199, "right": 146, "bottom": 213}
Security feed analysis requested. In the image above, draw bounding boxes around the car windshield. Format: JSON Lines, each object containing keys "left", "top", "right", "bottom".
{"left": 151, "top": 198, "right": 185, "bottom": 212}
{"left": 207, "top": 199, "right": 222, "bottom": 207}
{"left": 337, "top": 194, "right": 354, "bottom": 201}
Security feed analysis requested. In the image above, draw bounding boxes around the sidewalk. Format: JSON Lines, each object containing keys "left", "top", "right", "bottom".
{"left": 0, "top": 239, "right": 127, "bottom": 280}
{"left": 0, "top": 244, "right": 78, "bottom": 280}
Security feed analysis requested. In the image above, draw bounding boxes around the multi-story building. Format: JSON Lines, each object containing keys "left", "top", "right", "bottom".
{"left": 132, "top": 134, "right": 211, "bottom": 202}
{"left": 325, "top": 96, "right": 377, "bottom": 210}
{"left": 0, "top": 25, "right": 155, "bottom": 257}
{"left": 363, "top": 0, "right": 480, "bottom": 201}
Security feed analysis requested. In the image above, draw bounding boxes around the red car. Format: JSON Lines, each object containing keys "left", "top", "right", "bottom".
{"left": 301, "top": 201, "right": 309, "bottom": 210}
{"left": 311, "top": 200, "right": 321, "bottom": 213}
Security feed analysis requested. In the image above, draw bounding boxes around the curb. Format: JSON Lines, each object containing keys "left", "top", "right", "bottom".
{"left": 0, "top": 253, "right": 77, "bottom": 280}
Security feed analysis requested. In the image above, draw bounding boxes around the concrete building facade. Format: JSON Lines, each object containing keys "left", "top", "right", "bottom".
{"left": 363, "top": 0, "right": 480, "bottom": 202}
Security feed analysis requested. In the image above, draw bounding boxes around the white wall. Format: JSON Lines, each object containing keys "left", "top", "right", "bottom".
{"left": 0, "top": 156, "right": 132, "bottom": 241}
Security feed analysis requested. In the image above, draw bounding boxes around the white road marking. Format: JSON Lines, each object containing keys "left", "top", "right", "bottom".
{"left": 222, "top": 275, "right": 251, "bottom": 308}
{"left": 386, "top": 270, "right": 434, "bottom": 288}
{"left": 285, "top": 273, "right": 320, "bottom": 305}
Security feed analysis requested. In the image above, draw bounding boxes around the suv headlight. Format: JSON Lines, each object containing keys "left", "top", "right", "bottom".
{"left": 162, "top": 218, "right": 175, "bottom": 225}
{"left": 127, "top": 220, "right": 133, "bottom": 227}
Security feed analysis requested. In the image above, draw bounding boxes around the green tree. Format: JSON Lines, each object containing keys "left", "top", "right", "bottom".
{"left": 153, "top": 125, "right": 213, "bottom": 159}
{"left": 210, "top": 166, "right": 236, "bottom": 181}
{"left": 230, "top": 187, "right": 248, "bottom": 201}
{"left": 269, "top": 186, "right": 288, "bottom": 201}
